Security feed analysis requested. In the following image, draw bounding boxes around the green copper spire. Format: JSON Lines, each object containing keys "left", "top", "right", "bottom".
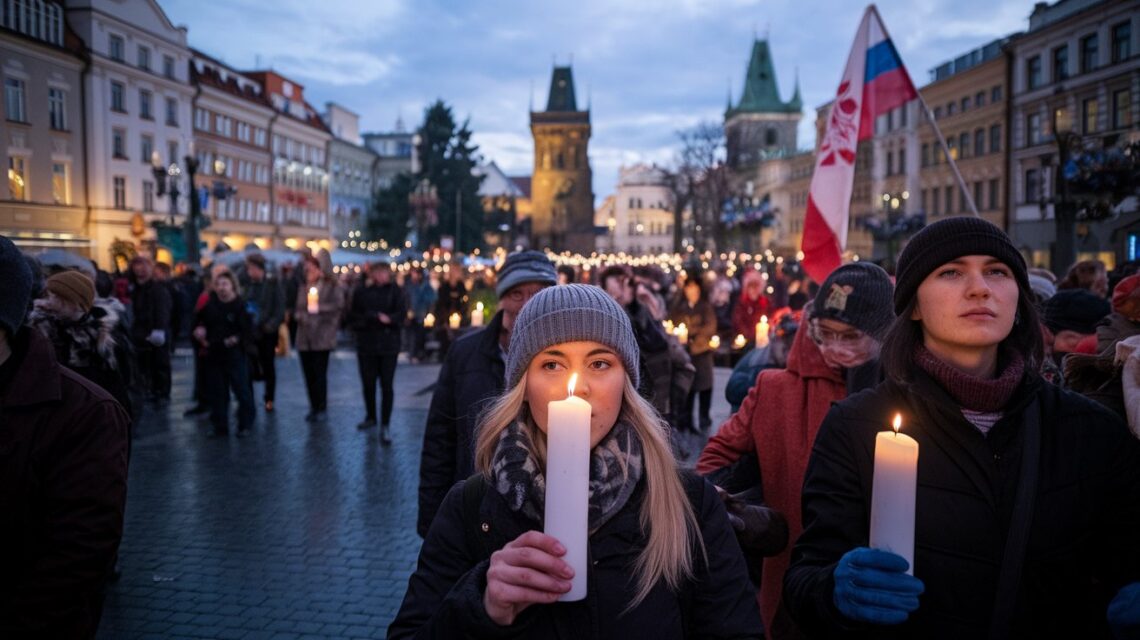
{"left": 727, "top": 40, "right": 800, "bottom": 116}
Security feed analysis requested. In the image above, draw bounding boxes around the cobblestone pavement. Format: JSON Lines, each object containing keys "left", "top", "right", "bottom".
{"left": 97, "top": 348, "right": 733, "bottom": 639}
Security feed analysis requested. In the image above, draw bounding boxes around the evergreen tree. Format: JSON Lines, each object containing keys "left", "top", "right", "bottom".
{"left": 367, "top": 172, "right": 414, "bottom": 247}
{"left": 365, "top": 100, "right": 486, "bottom": 253}
{"left": 416, "top": 100, "right": 485, "bottom": 253}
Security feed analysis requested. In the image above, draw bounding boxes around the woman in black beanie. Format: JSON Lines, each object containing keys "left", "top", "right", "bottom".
{"left": 783, "top": 216, "right": 1140, "bottom": 639}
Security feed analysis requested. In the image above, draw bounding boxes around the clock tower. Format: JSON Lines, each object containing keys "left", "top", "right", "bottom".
{"left": 530, "top": 66, "right": 594, "bottom": 253}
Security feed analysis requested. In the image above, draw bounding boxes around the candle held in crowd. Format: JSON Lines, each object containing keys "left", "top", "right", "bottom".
{"left": 870, "top": 413, "right": 919, "bottom": 574}
{"left": 709, "top": 335, "right": 721, "bottom": 349}
{"left": 544, "top": 373, "right": 590, "bottom": 601}
{"left": 733, "top": 334, "right": 747, "bottom": 350}
{"left": 448, "top": 313, "right": 461, "bottom": 330}
{"left": 674, "top": 323, "right": 688, "bottom": 345}
{"left": 423, "top": 313, "right": 436, "bottom": 329}
{"left": 663, "top": 319, "right": 674, "bottom": 335}
{"left": 471, "top": 302, "right": 485, "bottom": 327}
{"left": 755, "top": 315, "right": 770, "bottom": 349}
{"left": 306, "top": 287, "right": 319, "bottom": 314}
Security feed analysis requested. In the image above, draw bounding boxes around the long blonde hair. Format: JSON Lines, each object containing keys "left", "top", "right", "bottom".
{"left": 474, "top": 371, "right": 702, "bottom": 607}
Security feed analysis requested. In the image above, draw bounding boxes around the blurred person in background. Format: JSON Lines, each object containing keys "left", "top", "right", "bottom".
{"left": 670, "top": 276, "right": 717, "bottom": 432}
{"left": 193, "top": 270, "right": 255, "bottom": 437}
{"left": 128, "top": 255, "right": 172, "bottom": 403}
{"left": 294, "top": 251, "right": 345, "bottom": 422}
{"left": 733, "top": 270, "right": 770, "bottom": 347}
{"left": 1058, "top": 259, "right": 1108, "bottom": 298}
{"left": 348, "top": 261, "right": 406, "bottom": 444}
{"left": 242, "top": 253, "right": 285, "bottom": 413}
{"left": 403, "top": 267, "right": 436, "bottom": 362}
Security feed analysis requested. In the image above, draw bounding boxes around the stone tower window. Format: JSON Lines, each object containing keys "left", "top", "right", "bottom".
{"left": 766, "top": 128, "right": 778, "bottom": 146}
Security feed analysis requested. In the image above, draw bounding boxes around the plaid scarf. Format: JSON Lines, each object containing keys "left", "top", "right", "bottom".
{"left": 491, "top": 420, "right": 644, "bottom": 532}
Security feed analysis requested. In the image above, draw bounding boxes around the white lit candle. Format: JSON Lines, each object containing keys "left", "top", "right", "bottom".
{"left": 733, "top": 334, "right": 747, "bottom": 350}
{"left": 471, "top": 301, "right": 485, "bottom": 327}
{"left": 306, "top": 286, "right": 319, "bottom": 314}
{"left": 663, "top": 319, "right": 674, "bottom": 335}
{"left": 674, "top": 323, "right": 688, "bottom": 345}
{"left": 544, "top": 372, "right": 590, "bottom": 601}
{"left": 755, "top": 315, "right": 770, "bottom": 349}
{"left": 709, "top": 335, "right": 721, "bottom": 350}
{"left": 423, "top": 312, "right": 436, "bottom": 329}
{"left": 448, "top": 312, "right": 461, "bottom": 330}
{"left": 870, "top": 413, "right": 919, "bottom": 574}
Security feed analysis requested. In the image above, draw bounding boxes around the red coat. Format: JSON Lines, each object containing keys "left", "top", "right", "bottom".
{"left": 0, "top": 327, "right": 130, "bottom": 638}
{"left": 732, "top": 293, "right": 770, "bottom": 342}
{"left": 696, "top": 325, "right": 845, "bottom": 635}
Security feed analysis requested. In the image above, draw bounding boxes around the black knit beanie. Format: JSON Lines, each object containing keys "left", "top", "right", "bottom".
{"left": 0, "top": 235, "right": 33, "bottom": 335}
{"left": 893, "top": 216, "right": 1028, "bottom": 315}
{"left": 811, "top": 262, "right": 895, "bottom": 340}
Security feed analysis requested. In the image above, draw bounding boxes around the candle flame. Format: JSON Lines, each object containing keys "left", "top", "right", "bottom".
{"left": 476, "top": 302, "right": 484, "bottom": 311}
{"left": 761, "top": 315, "right": 768, "bottom": 324}
{"left": 567, "top": 373, "right": 578, "bottom": 397}
{"left": 308, "top": 286, "right": 317, "bottom": 295}
{"left": 892, "top": 413, "right": 902, "bottom": 433}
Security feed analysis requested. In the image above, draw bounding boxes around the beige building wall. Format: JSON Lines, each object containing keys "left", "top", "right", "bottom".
{"left": 1, "top": 9, "right": 89, "bottom": 256}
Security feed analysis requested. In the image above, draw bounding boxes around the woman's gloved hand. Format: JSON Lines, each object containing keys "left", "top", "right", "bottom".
{"left": 832, "top": 547, "right": 924, "bottom": 625}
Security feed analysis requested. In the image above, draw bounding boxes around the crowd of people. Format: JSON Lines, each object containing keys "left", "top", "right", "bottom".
{"left": 6, "top": 218, "right": 1140, "bottom": 637}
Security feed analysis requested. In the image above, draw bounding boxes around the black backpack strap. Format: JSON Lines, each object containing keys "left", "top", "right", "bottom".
{"left": 461, "top": 473, "right": 494, "bottom": 562}
{"left": 989, "top": 398, "right": 1042, "bottom": 639}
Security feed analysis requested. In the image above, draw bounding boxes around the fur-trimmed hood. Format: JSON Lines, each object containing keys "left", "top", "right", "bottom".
{"left": 26, "top": 300, "right": 120, "bottom": 371}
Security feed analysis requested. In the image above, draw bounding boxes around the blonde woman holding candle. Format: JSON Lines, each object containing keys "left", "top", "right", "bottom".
{"left": 783, "top": 217, "right": 1140, "bottom": 638}
{"left": 390, "top": 284, "right": 760, "bottom": 639}
{"left": 294, "top": 250, "right": 345, "bottom": 422}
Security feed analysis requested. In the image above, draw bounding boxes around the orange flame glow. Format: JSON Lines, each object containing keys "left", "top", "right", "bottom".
{"left": 568, "top": 373, "right": 578, "bottom": 397}
{"left": 892, "top": 413, "right": 902, "bottom": 433}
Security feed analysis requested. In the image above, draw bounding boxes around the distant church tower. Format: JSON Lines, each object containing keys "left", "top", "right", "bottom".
{"left": 530, "top": 66, "right": 594, "bottom": 253}
{"left": 725, "top": 40, "right": 802, "bottom": 168}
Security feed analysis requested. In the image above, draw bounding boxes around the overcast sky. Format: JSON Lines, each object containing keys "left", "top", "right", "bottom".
{"left": 161, "top": 0, "right": 1031, "bottom": 201}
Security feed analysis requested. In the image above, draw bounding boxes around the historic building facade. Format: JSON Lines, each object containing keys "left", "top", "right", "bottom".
{"left": 725, "top": 39, "right": 802, "bottom": 169}
{"left": 529, "top": 65, "right": 595, "bottom": 254}
{"left": 248, "top": 70, "right": 332, "bottom": 253}
{"left": 594, "top": 163, "right": 675, "bottom": 255}
{"left": 67, "top": 0, "right": 195, "bottom": 268}
{"left": 323, "top": 102, "right": 377, "bottom": 242}
{"left": 1, "top": 0, "right": 89, "bottom": 255}
{"left": 189, "top": 49, "right": 274, "bottom": 255}
{"left": 1008, "top": 0, "right": 1139, "bottom": 270}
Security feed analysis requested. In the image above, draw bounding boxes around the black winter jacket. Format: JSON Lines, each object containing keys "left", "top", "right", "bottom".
{"left": 391, "top": 472, "right": 762, "bottom": 639}
{"left": 194, "top": 294, "right": 254, "bottom": 362}
{"left": 783, "top": 370, "right": 1140, "bottom": 639}
{"left": 417, "top": 312, "right": 506, "bottom": 537}
{"left": 348, "top": 281, "right": 406, "bottom": 354}
{"left": 129, "top": 278, "right": 172, "bottom": 341}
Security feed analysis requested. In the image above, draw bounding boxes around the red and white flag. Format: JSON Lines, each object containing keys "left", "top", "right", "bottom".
{"left": 800, "top": 6, "right": 918, "bottom": 284}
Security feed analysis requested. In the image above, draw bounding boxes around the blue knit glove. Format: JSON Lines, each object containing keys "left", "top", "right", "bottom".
{"left": 832, "top": 547, "right": 924, "bottom": 625}
{"left": 1109, "top": 582, "right": 1140, "bottom": 639}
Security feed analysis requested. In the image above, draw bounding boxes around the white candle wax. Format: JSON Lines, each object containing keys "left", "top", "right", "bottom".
{"left": 869, "top": 415, "right": 919, "bottom": 574}
{"left": 306, "top": 286, "right": 319, "bottom": 314}
{"left": 544, "top": 382, "right": 591, "bottom": 602}
{"left": 423, "top": 313, "right": 435, "bottom": 328}
{"left": 471, "top": 302, "right": 484, "bottom": 327}
{"left": 755, "top": 316, "right": 770, "bottom": 349}
{"left": 675, "top": 323, "right": 688, "bottom": 345}
{"left": 448, "top": 312, "right": 461, "bottom": 330}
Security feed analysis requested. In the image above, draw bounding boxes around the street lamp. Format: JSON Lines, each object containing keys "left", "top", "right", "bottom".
{"left": 149, "top": 146, "right": 203, "bottom": 264}
{"left": 150, "top": 151, "right": 181, "bottom": 225}
{"left": 1047, "top": 107, "right": 1082, "bottom": 274}
{"left": 606, "top": 216, "right": 617, "bottom": 252}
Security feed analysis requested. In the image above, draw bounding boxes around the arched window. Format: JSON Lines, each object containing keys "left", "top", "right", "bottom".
{"left": 765, "top": 128, "right": 778, "bottom": 146}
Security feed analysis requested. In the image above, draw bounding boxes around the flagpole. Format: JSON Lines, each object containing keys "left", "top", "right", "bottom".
{"left": 868, "top": 4, "right": 980, "bottom": 218}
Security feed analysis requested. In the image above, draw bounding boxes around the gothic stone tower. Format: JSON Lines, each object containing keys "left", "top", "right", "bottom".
{"left": 530, "top": 66, "right": 594, "bottom": 253}
{"left": 725, "top": 40, "right": 803, "bottom": 168}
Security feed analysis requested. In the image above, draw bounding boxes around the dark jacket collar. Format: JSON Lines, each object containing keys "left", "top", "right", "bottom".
{"left": 478, "top": 311, "right": 507, "bottom": 360}
{"left": 0, "top": 326, "right": 63, "bottom": 408}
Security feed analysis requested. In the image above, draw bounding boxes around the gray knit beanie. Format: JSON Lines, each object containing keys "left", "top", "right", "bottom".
{"left": 811, "top": 262, "right": 895, "bottom": 341}
{"left": 496, "top": 250, "right": 558, "bottom": 298}
{"left": 506, "top": 283, "right": 639, "bottom": 389}
{"left": 0, "top": 235, "right": 33, "bottom": 335}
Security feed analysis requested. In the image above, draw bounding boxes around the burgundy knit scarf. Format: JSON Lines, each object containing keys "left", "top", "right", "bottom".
{"left": 913, "top": 345, "right": 1025, "bottom": 412}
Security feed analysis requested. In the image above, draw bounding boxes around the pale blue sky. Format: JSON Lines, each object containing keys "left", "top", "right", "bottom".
{"left": 162, "top": 0, "right": 1031, "bottom": 200}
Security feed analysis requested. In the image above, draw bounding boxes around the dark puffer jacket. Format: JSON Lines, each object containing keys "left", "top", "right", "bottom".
{"left": 0, "top": 327, "right": 130, "bottom": 638}
{"left": 391, "top": 472, "right": 762, "bottom": 639}
{"left": 417, "top": 312, "right": 507, "bottom": 537}
{"left": 783, "top": 370, "right": 1140, "bottom": 639}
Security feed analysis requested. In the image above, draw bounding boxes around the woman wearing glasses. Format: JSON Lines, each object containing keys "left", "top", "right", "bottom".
{"left": 696, "top": 262, "right": 895, "bottom": 639}
{"left": 783, "top": 217, "right": 1140, "bottom": 638}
